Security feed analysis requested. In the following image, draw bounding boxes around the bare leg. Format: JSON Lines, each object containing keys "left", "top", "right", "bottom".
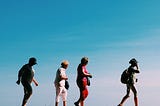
{"left": 80, "top": 101, "right": 84, "bottom": 106}
{"left": 55, "top": 102, "right": 58, "bottom": 106}
{"left": 74, "top": 88, "right": 82, "bottom": 106}
{"left": 74, "top": 100, "right": 79, "bottom": 106}
{"left": 63, "top": 101, "right": 66, "bottom": 106}
{"left": 119, "top": 95, "right": 130, "bottom": 106}
{"left": 134, "top": 97, "right": 138, "bottom": 106}
{"left": 130, "top": 85, "right": 138, "bottom": 106}
{"left": 118, "top": 85, "right": 130, "bottom": 106}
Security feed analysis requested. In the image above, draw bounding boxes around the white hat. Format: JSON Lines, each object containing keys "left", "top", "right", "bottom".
{"left": 61, "top": 60, "right": 69, "bottom": 66}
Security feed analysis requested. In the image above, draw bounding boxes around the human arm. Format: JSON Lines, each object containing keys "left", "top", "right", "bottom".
{"left": 129, "top": 65, "right": 140, "bottom": 74}
{"left": 61, "top": 75, "right": 68, "bottom": 80}
{"left": 135, "top": 64, "right": 140, "bottom": 73}
{"left": 82, "top": 67, "right": 92, "bottom": 78}
{"left": 16, "top": 66, "right": 25, "bottom": 85}
{"left": 32, "top": 78, "right": 38, "bottom": 86}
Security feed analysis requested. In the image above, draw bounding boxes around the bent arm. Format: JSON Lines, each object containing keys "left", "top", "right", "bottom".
{"left": 60, "top": 74, "right": 68, "bottom": 80}
{"left": 82, "top": 69, "right": 92, "bottom": 78}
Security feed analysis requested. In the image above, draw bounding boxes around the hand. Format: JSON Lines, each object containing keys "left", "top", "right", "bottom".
{"left": 16, "top": 80, "right": 20, "bottom": 85}
{"left": 89, "top": 74, "right": 92, "bottom": 78}
{"left": 35, "top": 82, "right": 39, "bottom": 86}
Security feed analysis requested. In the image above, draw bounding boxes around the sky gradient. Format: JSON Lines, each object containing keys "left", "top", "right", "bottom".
{"left": 0, "top": 0, "right": 160, "bottom": 106}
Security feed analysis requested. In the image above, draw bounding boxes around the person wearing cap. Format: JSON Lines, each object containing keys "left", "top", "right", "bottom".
{"left": 118, "top": 58, "right": 140, "bottom": 106}
{"left": 16, "top": 57, "right": 39, "bottom": 106}
{"left": 74, "top": 57, "right": 92, "bottom": 106}
{"left": 54, "top": 60, "right": 69, "bottom": 106}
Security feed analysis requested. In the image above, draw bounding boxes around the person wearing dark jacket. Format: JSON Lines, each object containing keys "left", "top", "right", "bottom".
{"left": 16, "top": 57, "right": 38, "bottom": 106}
{"left": 118, "top": 58, "right": 140, "bottom": 106}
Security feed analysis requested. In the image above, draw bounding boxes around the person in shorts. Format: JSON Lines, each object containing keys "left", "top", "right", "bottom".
{"left": 16, "top": 57, "right": 39, "bottom": 106}
{"left": 54, "top": 60, "right": 69, "bottom": 106}
{"left": 118, "top": 58, "right": 140, "bottom": 106}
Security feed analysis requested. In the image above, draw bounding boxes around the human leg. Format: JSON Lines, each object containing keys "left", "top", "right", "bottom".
{"left": 55, "top": 86, "right": 61, "bottom": 106}
{"left": 62, "top": 87, "right": 67, "bottom": 106}
{"left": 118, "top": 84, "right": 130, "bottom": 106}
{"left": 63, "top": 101, "right": 67, "bottom": 106}
{"left": 130, "top": 85, "right": 138, "bottom": 106}
{"left": 21, "top": 82, "right": 32, "bottom": 106}
{"left": 74, "top": 87, "right": 88, "bottom": 106}
{"left": 74, "top": 84, "right": 83, "bottom": 106}
{"left": 80, "top": 101, "right": 84, "bottom": 106}
{"left": 74, "top": 87, "right": 81, "bottom": 106}
{"left": 55, "top": 102, "right": 58, "bottom": 106}
{"left": 79, "top": 87, "right": 88, "bottom": 106}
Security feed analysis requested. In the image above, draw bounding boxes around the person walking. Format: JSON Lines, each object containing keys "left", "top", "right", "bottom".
{"left": 118, "top": 58, "right": 140, "bottom": 106}
{"left": 16, "top": 57, "right": 39, "bottom": 106}
{"left": 74, "top": 57, "right": 92, "bottom": 106}
{"left": 54, "top": 60, "right": 69, "bottom": 106}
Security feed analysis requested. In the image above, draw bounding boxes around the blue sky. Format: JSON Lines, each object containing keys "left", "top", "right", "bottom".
{"left": 0, "top": 0, "right": 160, "bottom": 106}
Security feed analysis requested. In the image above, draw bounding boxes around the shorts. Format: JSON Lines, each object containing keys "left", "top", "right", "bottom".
{"left": 55, "top": 85, "right": 67, "bottom": 102}
{"left": 21, "top": 81, "right": 33, "bottom": 95}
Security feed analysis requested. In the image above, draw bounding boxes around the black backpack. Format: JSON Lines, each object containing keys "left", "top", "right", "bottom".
{"left": 120, "top": 69, "right": 129, "bottom": 84}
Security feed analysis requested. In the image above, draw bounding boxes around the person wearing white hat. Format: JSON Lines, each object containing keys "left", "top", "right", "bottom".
{"left": 54, "top": 60, "right": 69, "bottom": 106}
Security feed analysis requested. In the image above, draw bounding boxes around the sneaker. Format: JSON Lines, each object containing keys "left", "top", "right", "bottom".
{"left": 74, "top": 102, "right": 79, "bottom": 106}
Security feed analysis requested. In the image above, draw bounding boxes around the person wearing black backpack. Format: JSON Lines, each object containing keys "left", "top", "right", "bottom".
{"left": 118, "top": 58, "right": 140, "bottom": 106}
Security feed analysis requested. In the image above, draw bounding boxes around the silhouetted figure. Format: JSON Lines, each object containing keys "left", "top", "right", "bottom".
{"left": 74, "top": 57, "right": 92, "bottom": 106}
{"left": 16, "top": 57, "right": 39, "bottom": 106}
{"left": 54, "top": 60, "right": 69, "bottom": 106}
{"left": 118, "top": 58, "right": 140, "bottom": 106}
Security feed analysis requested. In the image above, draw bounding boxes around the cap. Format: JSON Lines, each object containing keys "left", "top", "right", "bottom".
{"left": 29, "top": 57, "right": 37, "bottom": 64}
{"left": 129, "top": 58, "right": 138, "bottom": 64}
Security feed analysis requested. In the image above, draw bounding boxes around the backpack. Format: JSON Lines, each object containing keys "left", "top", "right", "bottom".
{"left": 120, "top": 69, "right": 129, "bottom": 84}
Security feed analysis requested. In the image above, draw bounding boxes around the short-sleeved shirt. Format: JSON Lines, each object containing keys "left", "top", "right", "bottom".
{"left": 54, "top": 67, "right": 67, "bottom": 87}
{"left": 20, "top": 64, "right": 35, "bottom": 83}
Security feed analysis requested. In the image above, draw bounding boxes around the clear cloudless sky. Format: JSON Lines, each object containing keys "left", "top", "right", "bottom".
{"left": 0, "top": 0, "right": 160, "bottom": 106}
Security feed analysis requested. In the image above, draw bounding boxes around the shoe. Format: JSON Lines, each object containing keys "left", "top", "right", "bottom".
{"left": 74, "top": 102, "right": 79, "bottom": 106}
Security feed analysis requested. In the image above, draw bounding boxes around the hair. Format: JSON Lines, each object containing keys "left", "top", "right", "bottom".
{"left": 81, "top": 57, "right": 88, "bottom": 65}
{"left": 129, "top": 58, "right": 138, "bottom": 64}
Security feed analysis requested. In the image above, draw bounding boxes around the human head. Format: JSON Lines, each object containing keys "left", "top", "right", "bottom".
{"left": 61, "top": 60, "right": 69, "bottom": 69}
{"left": 129, "top": 58, "right": 138, "bottom": 65}
{"left": 29, "top": 57, "right": 37, "bottom": 66}
{"left": 81, "top": 57, "right": 89, "bottom": 65}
